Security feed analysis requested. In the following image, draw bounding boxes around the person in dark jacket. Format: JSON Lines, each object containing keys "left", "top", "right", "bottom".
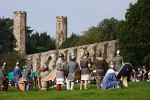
{"left": 94, "top": 51, "right": 108, "bottom": 89}
{"left": 80, "top": 51, "right": 92, "bottom": 90}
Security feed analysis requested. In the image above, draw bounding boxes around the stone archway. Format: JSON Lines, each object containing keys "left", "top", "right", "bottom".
{"left": 46, "top": 53, "right": 57, "bottom": 70}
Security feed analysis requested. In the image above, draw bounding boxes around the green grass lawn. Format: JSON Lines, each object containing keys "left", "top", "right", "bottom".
{"left": 0, "top": 82, "right": 150, "bottom": 100}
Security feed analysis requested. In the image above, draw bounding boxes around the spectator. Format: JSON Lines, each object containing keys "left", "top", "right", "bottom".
{"left": 137, "top": 67, "right": 142, "bottom": 81}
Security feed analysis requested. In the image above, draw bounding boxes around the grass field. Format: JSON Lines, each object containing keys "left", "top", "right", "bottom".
{"left": 0, "top": 82, "right": 150, "bottom": 100}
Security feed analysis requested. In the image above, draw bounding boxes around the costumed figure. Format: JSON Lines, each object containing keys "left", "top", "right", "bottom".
{"left": 66, "top": 55, "right": 79, "bottom": 90}
{"left": 56, "top": 53, "right": 65, "bottom": 90}
{"left": 94, "top": 51, "right": 108, "bottom": 89}
{"left": 0, "top": 62, "right": 8, "bottom": 91}
{"left": 39, "top": 63, "right": 50, "bottom": 91}
{"left": 13, "top": 62, "right": 21, "bottom": 90}
{"left": 114, "top": 50, "right": 124, "bottom": 71}
{"left": 22, "top": 64, "right": 34, "bottom": 91}
{"left": 102, "top": 62, "right": 123, "bottom": 90}
{"left": 114, "top": 50, "right": 128, "bottom": 87}
{"left": 141, "top": 66, "right": 147, "bottom": 81}
{"left": 80, "top": 51, "right": 92, "bottom": 90}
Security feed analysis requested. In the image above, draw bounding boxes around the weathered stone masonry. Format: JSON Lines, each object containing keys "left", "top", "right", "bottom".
{"left": 13, "top": 11, "right": 26, "bottom": 55}
{"left": 12, "top": 11, "right": 118, "bottom": 71}
{"left": 26, "top": 40, "right": 117, "bottom": 71}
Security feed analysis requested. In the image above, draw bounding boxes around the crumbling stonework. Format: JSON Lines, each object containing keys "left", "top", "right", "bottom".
{"left": 56, "top": 16, "right": 67, "bottom": 49}
{"left": 13, "top": 11, "right": 26, "bottom": 55}
{"left": 12, "top": 11, "right": 118, "bottom": 71}
{"left": 26, "top": 40, "right": 118, "bottom": 71}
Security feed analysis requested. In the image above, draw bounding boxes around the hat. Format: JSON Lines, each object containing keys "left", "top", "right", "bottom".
{"left": 117, "top": 50, "right": 120, "bottom": 55}
{"left": 59, "top": 53, "right": 64, "bottom": 58}
{"left": 44, "top": 65, "right": 48, "bottom": 69}
{"left": 110, "top": 62, "right": 115, "bottom": 68}
{"left": 3, "top": 62, "right": 6, "bottom": 66}
{"left": 70, "top": 55, "right": 76, "bottom": 61}
{"left": 16, "top": 62, "right": 19, "bottom": 65}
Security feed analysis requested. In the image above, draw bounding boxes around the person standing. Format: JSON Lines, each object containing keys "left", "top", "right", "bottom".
{"left": 80, "top": 51, "right": 92, "bottom": 90}
{"left": 13, "top": 62, "right": 21, "bottom": 90}
{"left": 102, "top": 62, "right": 123, "bottom": 90}
{"left": 56, "top": 53, "right": 65, "bottom": 90}
{"left": 114, "top": 50, "right": 128, "bottom": 87}
{"left": 66, "top": 55, "right": 79, "bottom": 90}
{"left": 22, "top": 64, "right": 33, "bottom": 91}
{"left": 114, "top": 50, "right": 123, "bottom": 71}
{"left": 94, "top": 51, "right": 108, "bottom": 89}
{"left": 0, "top": 62, "right": 8, "bottom": 90}
{"left": 39, "top": 63, "right": 50, "bottom": 91}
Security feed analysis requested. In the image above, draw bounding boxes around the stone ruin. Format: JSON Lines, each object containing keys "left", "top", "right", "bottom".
{"left": 26, "top": 40, "right": 118, "bottom": 71}
{"left": 12, "top": 11, "right": 118, "bottom": 71}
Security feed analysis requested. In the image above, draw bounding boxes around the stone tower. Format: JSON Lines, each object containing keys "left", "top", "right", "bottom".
{"left": 56, "top": 16, "right": 67, "bottom": 49}
{"left": 13, "top": 11, "right": 26, "bottom": 55}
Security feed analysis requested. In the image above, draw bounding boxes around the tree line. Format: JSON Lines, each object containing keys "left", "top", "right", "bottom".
{"left": 0, "top": 0, "right": 149, "bottom": 72}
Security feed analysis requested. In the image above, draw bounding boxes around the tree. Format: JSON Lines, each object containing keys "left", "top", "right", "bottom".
{"left": 76, "top": 18, "right": 120, "bottom": 46}
{"left": 26, "top": 31, "right": 56, "bottom": 54}
{"left": 0, "top": 17, "right": 15, "bottom": 53}
{"left": 97, "top": 17, "right": 120, "bottom": 41}
{"left": 0, "top": 17, "right": 26, "bottom": 72}
{"left": 59, "top": 33, "right": 80, "bottom": 49}
{"left": 118, "top": 0, "right": 150, "bottom": 67}
{"left": 0, "top": 51, "right": 26, "bottom": 72}
{"left": 25, "top": 26, "right": 35, "bottom": 54}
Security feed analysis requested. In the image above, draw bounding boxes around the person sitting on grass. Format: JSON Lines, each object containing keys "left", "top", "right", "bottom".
{"left": 101, "top": 62, "right": 123, "bottom": 90}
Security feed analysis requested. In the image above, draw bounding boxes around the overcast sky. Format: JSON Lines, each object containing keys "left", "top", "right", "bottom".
{"left": 0, "top": 0, "right": 137, "bottom": 37}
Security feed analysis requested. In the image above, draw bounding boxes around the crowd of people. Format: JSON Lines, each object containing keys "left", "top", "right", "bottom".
{"left": 130, "top": 66, "right": 150, "bottom": 82}
{"left": 0, "top": 50, "right": 149, "bottom": 92}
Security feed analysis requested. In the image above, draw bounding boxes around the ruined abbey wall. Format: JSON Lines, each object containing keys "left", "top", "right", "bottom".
{"left": 12, "top": 11, "right": 118, "bottom": 71}
{"left": 26, "top": 40, "right": 118, "bottom": 71}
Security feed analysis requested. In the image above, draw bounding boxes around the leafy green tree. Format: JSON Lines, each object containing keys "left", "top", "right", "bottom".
{"left": 59, "top": 33, "right": 80, "bottom": 49}
{"left": 0, "top": 17, "right": 15, "bottom": 53}
{"left": 98, "top": 17, "right": 120, "bottom": 41}
{"left": 0, "top": 51, "right": 26, "bottom": 72}
{"left": 25, "top": 26, "right": 35, "bottom": 54}
{"left": 26, "top": 31, "right": 56, "bottom": 53}
{"left": 0, "top": 17, "right": 26, "bottom": 72}
{"left": 76, "top": 18, "right": 120, "bottom": 46}
{"left": 118, "top": 0, "right": 150, "bottom": 67}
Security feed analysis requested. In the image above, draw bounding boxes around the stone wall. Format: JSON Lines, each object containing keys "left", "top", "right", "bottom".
{"left": 56, "top": 16, "right": 67, "bottom": 49}
{"left": 13, "top": 11, "right": 26, "bottom": 55}
{"left": 26, "top": 40, "right": 118, "bottom": 71}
